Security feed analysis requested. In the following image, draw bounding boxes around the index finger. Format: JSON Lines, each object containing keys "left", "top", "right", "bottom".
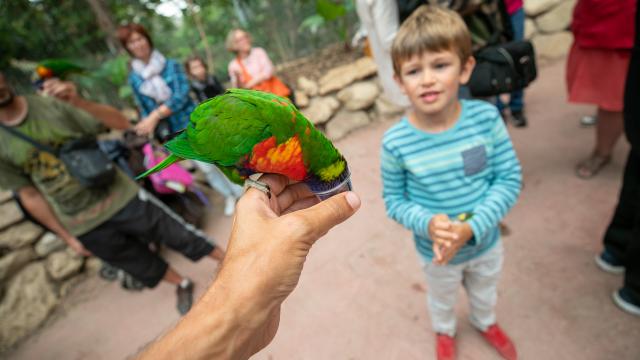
{"left": 242, "top": 173, "right": 292, "bottom": 210}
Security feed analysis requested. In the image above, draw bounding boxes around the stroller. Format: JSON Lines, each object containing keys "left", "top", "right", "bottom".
{"left": 140, "top": 142, "right": 209, "bottom": 227}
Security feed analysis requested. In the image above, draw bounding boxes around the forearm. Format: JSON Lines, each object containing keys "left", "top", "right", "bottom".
{"left": 468, "top": 178, "right": 521, "bottom": 241}
{"left": 69, "top": 97, "right": 130, "bottom": 130}
{"left": 18, "top": 186, "right": 74, "bottom": 242}
{"left": 386, "top": 198, "right": 434, "bottom": 236}
{"left": 139, "top": 263, "right": 276, "bottom": 360}
{"left": 154, "top": 104, "right": 172, "bottom": 118}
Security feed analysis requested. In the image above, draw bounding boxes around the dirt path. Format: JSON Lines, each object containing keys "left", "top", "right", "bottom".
{"left": 8, "top": 59, "right": 640, "bottom": 359}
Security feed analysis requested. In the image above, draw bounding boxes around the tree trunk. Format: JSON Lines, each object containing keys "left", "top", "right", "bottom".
{"left": 232, "top": 0, "right": 249, "bottom": 27}
{"left": 186, "top": 0, "right": 215, "bottom": 72}
{"left": 85, "top": 0, "right": 122, "bottom": 55}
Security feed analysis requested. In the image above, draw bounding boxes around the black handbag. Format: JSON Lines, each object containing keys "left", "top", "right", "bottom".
{"left": 467, "top": 40, "right": 537, "bottom": 97}
{"left": 0, "top": 124, "right": 116, "bottom": 188}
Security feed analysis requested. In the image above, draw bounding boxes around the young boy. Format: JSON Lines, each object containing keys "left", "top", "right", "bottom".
{"left": 381, "top": 6, "right": 522, "bottom": 360}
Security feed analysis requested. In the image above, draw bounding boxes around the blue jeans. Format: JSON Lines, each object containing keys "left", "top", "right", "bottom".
{"left": 497, "top": 8, "right": 525, "bottom": 112}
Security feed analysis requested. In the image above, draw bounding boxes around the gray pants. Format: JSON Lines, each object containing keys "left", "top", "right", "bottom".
{"left": 422, "top": 242, "right": 504, "bottom": 336}
{"left": 194, "top": 161, "right": 243, "bottom": 198}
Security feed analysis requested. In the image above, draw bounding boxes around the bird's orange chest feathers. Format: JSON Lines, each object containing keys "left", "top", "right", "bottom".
{"left": 247, "top": 135, "right": 307, "bottom": 181}
{"left": 36, "top": 66, "right": 53, "bottom": 79}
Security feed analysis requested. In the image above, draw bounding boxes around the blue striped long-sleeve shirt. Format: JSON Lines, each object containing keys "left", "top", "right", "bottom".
{"left": 381, "top": 100, "right": 522, "bottom": 264}
{"left": 129, "top": 59, "right": 196, "bottom": 133}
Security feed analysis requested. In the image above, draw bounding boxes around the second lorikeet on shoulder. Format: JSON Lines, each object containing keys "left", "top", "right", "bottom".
{"left": 137, "top": 89, "right": 352, "bottom": 199}
{"left": 36, "top": 59, "right": 85, "bottom": 80}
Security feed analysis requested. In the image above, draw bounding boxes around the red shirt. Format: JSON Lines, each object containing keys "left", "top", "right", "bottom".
{"left": 504, "top": 0, "right": 523, "bottom": 15}
{"left": 571, "top": 0, "right": 637, "bottom": 49}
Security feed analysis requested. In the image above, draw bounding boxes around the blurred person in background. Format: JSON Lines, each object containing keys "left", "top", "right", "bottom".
{"left": 567, "top": 0, "right": 636, "bottom": 179}
{"left": 355, "top": 0, "right": 410, "bottom": 108}
{"left": 118, "top": 23, "right": 240, "bottom": 215}
{"left": 0, "top": 71, "right": 224, "bottom": 315}
{"left": 497, "top": 0, "right": 527, "bottom": 127}
{"left": 594, "top": 4, "right": 640, "bottom": 317}
{"left": 226, "top": 28, "right": 292, "bottom": 100}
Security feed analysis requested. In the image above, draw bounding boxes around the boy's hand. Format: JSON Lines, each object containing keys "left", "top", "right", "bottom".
{"left": 433, "top": 222, "right": 474, "bottom": 265}
{"left": 429, "top": 214, "right": 458, "bottom": 261}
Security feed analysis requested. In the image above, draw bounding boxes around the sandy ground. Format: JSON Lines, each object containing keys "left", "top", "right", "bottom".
{"left": 7, "top": 59, "right": 640, "bottom": 360}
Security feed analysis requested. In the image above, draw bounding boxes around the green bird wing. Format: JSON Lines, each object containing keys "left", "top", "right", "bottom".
{"left": 225, "top": 89, "right": 297, "bottom": 141}
{"left": 164, "top": 132, "right": 211, "bottom": 162}
{"left": 186, "top": 93, "right": 272, "bottom": 166}
{"left": 39, "top": 59, "right": 85, "bottom": 77}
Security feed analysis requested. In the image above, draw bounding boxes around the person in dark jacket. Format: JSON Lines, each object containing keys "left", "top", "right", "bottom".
{"left": 595, "top": 3, "right": 640, "bottom": 316}
{"left": 184, "top": 55, "right": 226, "bottom": 103}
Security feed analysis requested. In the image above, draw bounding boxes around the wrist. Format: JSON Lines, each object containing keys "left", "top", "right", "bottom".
{"left": 60, "top": 233, "right": 77, "bottom": 244}
{"left": 211, "top": 260, "right": 280, "bottom": 318}
{"left": 461, "top": 222, "right": 474, "bottom": 243}
{"left": 149, "top": 111, "right": 162, "bottom": 122}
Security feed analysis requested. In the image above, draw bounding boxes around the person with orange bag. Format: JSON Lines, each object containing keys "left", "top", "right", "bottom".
{"left": 226, "top": 29, "right": 292, "bottom": 99}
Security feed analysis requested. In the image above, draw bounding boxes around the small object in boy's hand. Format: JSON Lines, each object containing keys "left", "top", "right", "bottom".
{"left": 456, "top": 212, "right": 473, "bottom": 222}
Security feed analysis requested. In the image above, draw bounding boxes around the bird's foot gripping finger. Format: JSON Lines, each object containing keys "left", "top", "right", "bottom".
{"left": 244, "top": 178, "right": 271, "bottom": 199}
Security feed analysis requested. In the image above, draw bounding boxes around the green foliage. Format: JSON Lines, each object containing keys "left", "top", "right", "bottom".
{"left": 299, "top": 0, "right": 355, "bottom": 42}
{"left": 1, "top": 0, "right": 357, "bottom": 107}
{"left": 94, "top": 55, "right": 133, "bottom": 104}
{"left": 299, "top": 14, "right": 325, "bottom": 34}
{"left": 317, "top": 0, "right": 347, "bottom": 21}
{"left": 96, "top": 55, "right": 129, "bottom": 85}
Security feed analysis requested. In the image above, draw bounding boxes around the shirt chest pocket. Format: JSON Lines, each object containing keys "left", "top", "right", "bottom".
{"left": 462, "top": 145, "right": 487, "bottom": 176}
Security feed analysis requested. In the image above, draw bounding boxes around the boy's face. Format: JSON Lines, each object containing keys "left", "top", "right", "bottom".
{"left": 395, "top": 49, "right": 475, "bottom": 117}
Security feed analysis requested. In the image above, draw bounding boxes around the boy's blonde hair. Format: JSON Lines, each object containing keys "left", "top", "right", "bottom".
{"left": 391, "top": 5, "right": 472, "bottom": 75}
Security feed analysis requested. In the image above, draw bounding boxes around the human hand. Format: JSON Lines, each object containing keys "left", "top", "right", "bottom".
{"left": 432, "top": 221, "right": 473, "bottom": 265}
{"left": 429, "top": 214, "right": 454, "bottom": 263}
{"left": 41, "top": 78, "right": 78, "bottom": 103}
{"left": 235, "top": 72, "right": 251, "bottom": 89}
{"left": 155, "top": 174, "right": 360, "bottom": 360}
{"left": 64, "top": 236, "right": 92, "bottom": 257}
{"left": 134, "top": 113, "right": 160, "bottom": 136}
{"left": 222, "top": 174, "right": 360, "bottom": 353}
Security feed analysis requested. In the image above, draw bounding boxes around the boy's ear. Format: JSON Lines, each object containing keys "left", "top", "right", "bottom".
{"left": 459, "top": 56, "right": 476, "bottom": 85}
{"left": 393, "top": 73, "right": 407, "bottom": 95}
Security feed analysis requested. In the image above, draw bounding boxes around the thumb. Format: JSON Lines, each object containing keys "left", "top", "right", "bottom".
{"left": 294, "top": 191, "right": 361, "bottom": 239}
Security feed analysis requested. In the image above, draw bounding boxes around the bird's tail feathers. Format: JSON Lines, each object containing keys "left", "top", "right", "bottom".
{"left": 135, "top": 154, "right": 183, "bottom": 180}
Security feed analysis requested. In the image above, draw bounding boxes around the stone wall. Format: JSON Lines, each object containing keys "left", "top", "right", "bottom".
{"left": 525, "top": 0, "right": 576, "bottom": 60}
{"left": 294, "top": 56, "right": 406, "bottom": 140}
{"left": 0, "top": 191, "right": 99, "bottom": 352}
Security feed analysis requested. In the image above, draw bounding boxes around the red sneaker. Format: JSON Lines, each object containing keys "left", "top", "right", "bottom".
{"left": 436, "top": 334, "right": 456, "bottom": 360}
{"left": 480, "top": 324, "right": 517, "bottom": 360}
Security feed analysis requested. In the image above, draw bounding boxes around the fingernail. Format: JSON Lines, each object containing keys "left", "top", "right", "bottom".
{"left": 345, "top": 192, "right": 361, "bottom": 210}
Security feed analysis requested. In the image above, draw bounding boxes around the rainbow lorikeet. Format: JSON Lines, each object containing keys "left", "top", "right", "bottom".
{"left": 36, "top": 59, "right": 85, "bottom": 80}
{"left": 137, "top": 89, "right": 352, "bottom": 199}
